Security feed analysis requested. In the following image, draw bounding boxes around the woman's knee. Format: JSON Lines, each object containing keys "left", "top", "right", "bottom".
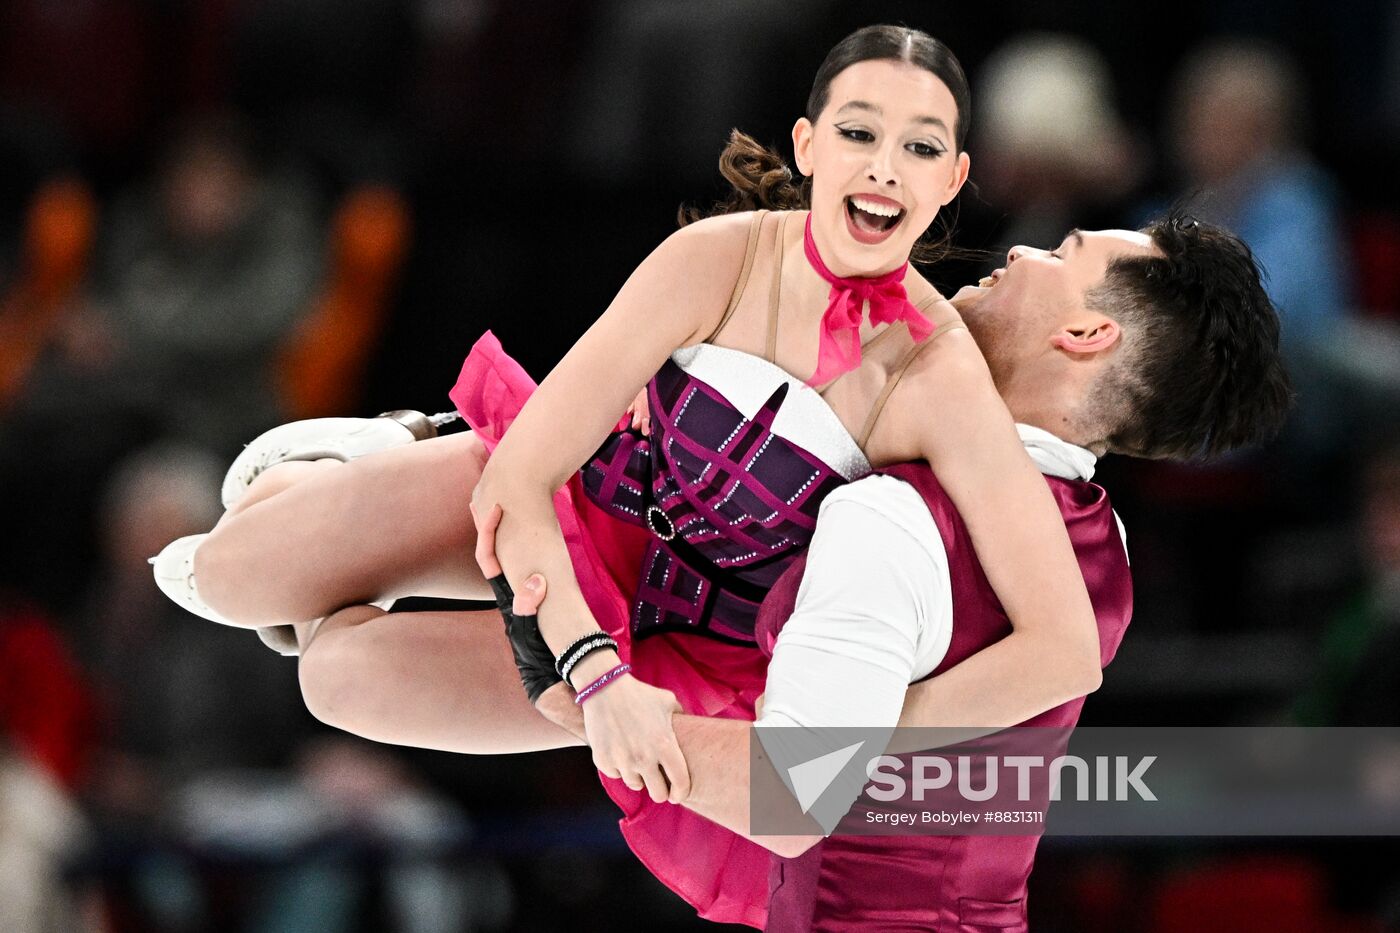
{"left": 296, "top": 606, "right": 384, "bottom": 728}
{"left": 191, "top": 527, "right": 259, "bottom": 626}
{"left": 195, "top": 508, "right": 340, "bottom": 625}
{"left": 225, "top": 459, "right": 342, "bottom": 517}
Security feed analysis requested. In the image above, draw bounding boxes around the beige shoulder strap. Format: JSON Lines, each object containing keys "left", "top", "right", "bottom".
{"left": 855, "top": 319, "right": 969, "bottom": 449}
{"left": 764, "top": 212, "right": 791, "bottom": 363}
{"left": 702, "top": 210, "right": 768, "bottom": 345}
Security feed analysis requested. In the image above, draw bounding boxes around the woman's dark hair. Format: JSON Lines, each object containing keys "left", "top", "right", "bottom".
{"left": 679, "top": 24, "right": 972, "bottom": 265}
{"left": 1090, "top": 207, "right": 1294, "bottom": 459}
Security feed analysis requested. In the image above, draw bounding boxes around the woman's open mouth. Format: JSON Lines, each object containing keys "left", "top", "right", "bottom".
{"left": 844, "top": 195, "right": 905, "bottom": 245}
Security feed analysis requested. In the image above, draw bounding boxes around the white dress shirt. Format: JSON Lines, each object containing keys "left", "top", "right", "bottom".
{"left": 756, "top": 424, "right": 1121, "bottom": 730}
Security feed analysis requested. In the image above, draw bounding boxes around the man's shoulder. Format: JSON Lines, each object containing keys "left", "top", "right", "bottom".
{"left": 869, "top": 463, "right": 1127, "bottom": 559}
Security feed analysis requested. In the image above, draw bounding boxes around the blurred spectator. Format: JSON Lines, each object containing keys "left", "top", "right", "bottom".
{"left": 0, "top": 740, "right": 99, "bottom": 933}
{"left": 975, "top": 34, "right": 1141, "bottom": 256}
{"left": 0, "top": 112, "right": 325, "bottom": 607}
{"left": 1107, "top": 40, "right": 1372, "bottom": 646}
{"left": 71, "top": 442, "right": 308, "bottom": 933}
{"left": 67, "top": 444, "right": 510, "bottom": 932}
{"left": 1159, "top": 39, "right": 1357, "bottom": 463}
{"left": 175, "top": 736, "right": 513, "bottom": 933}
{"left": 0, "top": 597, "right": 101, "bottom": 933}
{"left": 53, "top": 111, "right": 325, "bottom": 449}
{"left": 74, "top": 443, "right": 312, "bottom": 787}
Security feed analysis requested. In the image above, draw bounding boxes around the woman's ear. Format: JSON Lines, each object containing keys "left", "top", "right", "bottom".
{"left": 791, "top": 118, "right": 815, "bottom": 177}
{"left": 1051, "top": 317, "right": 1121, "bottom": 355}
{"left": 942, "top": 151, "right": 971, "bottom": 205}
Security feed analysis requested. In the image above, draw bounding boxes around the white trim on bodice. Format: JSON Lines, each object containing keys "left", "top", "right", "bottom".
{"left": 671, "top": 343, "right": 872, "bottom": 481}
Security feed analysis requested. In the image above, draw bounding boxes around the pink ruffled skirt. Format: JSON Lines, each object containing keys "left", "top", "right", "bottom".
{"left": 449, "top": 332, "right": 772, "bottom": 929}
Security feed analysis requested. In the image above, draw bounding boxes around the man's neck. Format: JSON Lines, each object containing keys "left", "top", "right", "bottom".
{"left": 997, "top": 369, "right": 1106, "bottom": 456}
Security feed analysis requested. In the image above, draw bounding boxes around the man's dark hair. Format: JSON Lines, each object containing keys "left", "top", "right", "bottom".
{"left": 1090, "top": 207, "right": 1293, "bottom": 459}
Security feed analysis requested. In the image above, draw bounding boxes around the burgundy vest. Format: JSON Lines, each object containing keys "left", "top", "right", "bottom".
{"left": 754, "top": 462, "right": 1134, "bottom": 932}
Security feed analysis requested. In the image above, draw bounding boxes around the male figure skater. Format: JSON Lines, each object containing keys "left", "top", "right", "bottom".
{"left": 488, "top": 213, "right": 1290, "bottom": 929}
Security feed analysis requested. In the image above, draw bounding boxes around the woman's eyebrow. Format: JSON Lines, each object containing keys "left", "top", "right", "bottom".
{"left": 834, "top": 100, "right": 949, "bottom": 133}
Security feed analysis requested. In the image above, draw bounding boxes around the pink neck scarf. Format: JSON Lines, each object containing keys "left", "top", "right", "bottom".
{"left": 802, "top": 213, "right": 933, "bottom": 386}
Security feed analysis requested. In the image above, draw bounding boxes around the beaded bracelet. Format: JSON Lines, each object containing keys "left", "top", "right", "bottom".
{"left": 555, "top": 632, "right": 610, "bottom": 671}
{"left": 555, "top": 632, "right": 617, "bottom": 679}
{"left": 574, "top": 663, "right": 631, "bottom": 705}
{"left": 559, "top": 638, "right": 619, "bottom": 687}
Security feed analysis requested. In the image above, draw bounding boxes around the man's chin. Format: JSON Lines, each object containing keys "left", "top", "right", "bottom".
{"left": 949, "top": 284, "right": 986, "bottom": 311}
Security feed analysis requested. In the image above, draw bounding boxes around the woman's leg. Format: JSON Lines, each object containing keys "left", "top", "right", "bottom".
{"left": 196, "top": 431, "right": 495, "bottom": 627}
{"left": 296, "top": 604, "right": 582, "bottom": 754}
{"left": 217, "top": 459, "right": 343, "bottom": 519}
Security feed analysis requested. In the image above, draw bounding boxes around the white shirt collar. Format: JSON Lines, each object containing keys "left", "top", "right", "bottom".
{"left": 1016, "top": 424, "right": 1097, "bottom": 481}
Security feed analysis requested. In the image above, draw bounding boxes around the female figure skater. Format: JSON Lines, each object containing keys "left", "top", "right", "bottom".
{"left": 156, "top": 25, "right": 1104, "bottom": 925}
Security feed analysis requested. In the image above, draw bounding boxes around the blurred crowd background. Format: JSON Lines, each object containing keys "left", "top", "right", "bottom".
{"left": 1, "top": 0, "right": 1399, "bottom": 930}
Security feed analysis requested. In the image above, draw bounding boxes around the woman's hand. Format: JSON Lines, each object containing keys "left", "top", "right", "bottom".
{"left": 471, "top": 500, "right": 509, "bottom": 581}
{"left": 475, "top": 501, "right": 692, "bottom": 803}
{"left": 625, "top": 388, "right": 651, "bottom": 433}
{"left": 581, "top": 673, "right": 691, "bottom": 804}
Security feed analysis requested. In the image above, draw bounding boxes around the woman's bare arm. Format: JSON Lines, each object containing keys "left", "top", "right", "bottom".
{"left": 469, "top": 215, "right": 745, "bottom": 656}
{"left": 468, "top": 213, "right": 751, "bottom": 801}
{"left": 889, "top": 317, "right": 1103, "bottom": 730}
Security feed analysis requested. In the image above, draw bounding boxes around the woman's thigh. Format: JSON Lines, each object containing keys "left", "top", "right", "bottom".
{"left": 299, "top": 606, "right": 583, "bottom": 755}
{"left": 199, "top": 431, "right": 495, "bottom": 626}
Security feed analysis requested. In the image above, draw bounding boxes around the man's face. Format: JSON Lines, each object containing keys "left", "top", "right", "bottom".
{"left": 951, "top": 228, "right": 1159, "bottom": 369}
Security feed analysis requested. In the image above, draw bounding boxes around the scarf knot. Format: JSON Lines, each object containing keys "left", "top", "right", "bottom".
{"left": 802, "top": 214, "right": 934, "bottom": 386}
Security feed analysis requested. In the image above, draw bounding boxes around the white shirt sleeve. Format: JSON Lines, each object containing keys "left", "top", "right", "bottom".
{"left": 756, "top": 475, "right": 952, "bottom": 730}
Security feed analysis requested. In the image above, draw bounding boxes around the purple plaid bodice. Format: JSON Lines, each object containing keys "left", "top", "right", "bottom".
{"left": 581, "top": 343, "right": 871, "bottom": 645}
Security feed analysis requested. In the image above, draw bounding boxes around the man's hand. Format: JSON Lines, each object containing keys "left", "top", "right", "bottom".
{"left": 535, "top": 682, "right": 586, "bottom": 741}
{"left": 495, "top": 570, "right": 586, "bottom": 740}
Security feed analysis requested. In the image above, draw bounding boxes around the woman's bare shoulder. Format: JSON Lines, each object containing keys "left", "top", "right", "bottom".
{"left": 668, "top": 211, "right": 761, "bottom": 260}
{"left": 611, "top": 213, "right": 754, "bottom": 340}
{"left": 904, "top": 321, "right": 992, "bottom": 400}
{"left": 651, "top": 212, "right": 766, "bottom": 341}
{"left": 901, "top": 266, "right": 948, "bottom": 309}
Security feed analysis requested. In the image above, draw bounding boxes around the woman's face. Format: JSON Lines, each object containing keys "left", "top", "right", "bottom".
{"left": 793, "top": 58, "right": 970, "bottom": 277}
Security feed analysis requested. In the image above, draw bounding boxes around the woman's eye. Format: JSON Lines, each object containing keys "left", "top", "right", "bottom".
{"left": 909, "top": 142, "right": 946, "bottom": 159}
{"left": 837, "top": 127, "right": 874, "bottom": 143}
